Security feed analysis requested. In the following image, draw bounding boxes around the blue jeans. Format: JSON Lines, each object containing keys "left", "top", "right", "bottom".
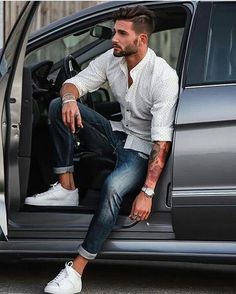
{"left": 49, "top": 98, "right": 148, "bottom": 259}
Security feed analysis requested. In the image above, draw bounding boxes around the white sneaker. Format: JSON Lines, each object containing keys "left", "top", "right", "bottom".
{"left": 24, "top": 183, "right": 79, "bottom": 206}
{"left": 44, "top": 261, "right": 82, "bottom": 294}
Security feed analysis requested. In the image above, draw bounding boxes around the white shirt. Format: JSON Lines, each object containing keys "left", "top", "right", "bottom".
{"left": 64, "top": 48, "right": 179, "bottom": 155}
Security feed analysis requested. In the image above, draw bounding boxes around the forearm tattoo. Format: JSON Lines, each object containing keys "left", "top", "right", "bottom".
{"left": 144, "top": 141, "right": 171, "bottom": 188}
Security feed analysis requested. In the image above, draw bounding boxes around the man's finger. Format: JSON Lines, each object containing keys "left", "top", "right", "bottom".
{"left": 62, "top": 110, "right": 66, "bottom": 126}
{"left": 129, "top": 202, "right": 135, "bottom": 219}
{"left": 139, "top": 212, "right": 147, "bottom": 221}
{"left": 70, "top": 112, "right": 75, "bottom": 133}
{"left": 131, "top": 210, "right": 141, "bottom": 221}
{"left": 76, "top": 112, "right": 83, "bottom": 128}
{"left": 143, "top": 211, "right": 150, "bottom": 221}
{"left": 66, "top": 110, "right": 71, "bottom": 127}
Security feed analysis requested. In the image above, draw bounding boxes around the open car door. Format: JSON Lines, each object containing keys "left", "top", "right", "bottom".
{"left": 0, "top": 1, "right": 40, "bottom": 240}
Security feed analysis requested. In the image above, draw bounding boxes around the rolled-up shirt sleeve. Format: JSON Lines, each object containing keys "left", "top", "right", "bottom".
{"left": 151, "top": 74, "right": 179, "bottom": 142}
{"left": 63, "top": 52, "right": 108, "bottom": 97}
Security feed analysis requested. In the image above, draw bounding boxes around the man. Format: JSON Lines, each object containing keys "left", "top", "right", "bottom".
{"left": 25, "top": 5, "right": 178, "bottom": 294}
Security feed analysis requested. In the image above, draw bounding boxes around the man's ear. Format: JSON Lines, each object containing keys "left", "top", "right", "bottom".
{"left": 139, "top": 33, "right": 148, "bottom": 45}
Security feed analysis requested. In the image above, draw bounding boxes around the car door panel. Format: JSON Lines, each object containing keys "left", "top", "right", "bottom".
{"left": 172, "top": 85, "right": 236, "bottom": 240}
{"left": 0, "top": 2, "right": 40, "bottom": 239}
{"left": 172, "top": 1, "right": 236, "bottom": 240}
{"left": 174, "top": 86, "right": 236, "bottom": 189}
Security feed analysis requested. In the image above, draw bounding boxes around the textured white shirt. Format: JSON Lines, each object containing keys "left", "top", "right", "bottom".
{"left": 64, "top": 48, "right": 178, "bottom": 155}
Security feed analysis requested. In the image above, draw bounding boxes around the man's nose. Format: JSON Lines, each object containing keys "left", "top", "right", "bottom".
{"left": 112, "top": 32, "right": 118, "bottom": 43}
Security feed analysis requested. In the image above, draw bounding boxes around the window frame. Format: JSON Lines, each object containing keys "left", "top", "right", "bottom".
{"left": 185, "top": 2, "right": 236, "bottom": 87}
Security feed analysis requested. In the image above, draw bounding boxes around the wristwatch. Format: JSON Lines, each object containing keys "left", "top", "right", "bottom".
{"left": 141, "top": 186, "right": 155, "bottom": 198}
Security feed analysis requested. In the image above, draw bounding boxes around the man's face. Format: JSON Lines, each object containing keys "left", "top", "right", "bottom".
{"left": 112, "top": 20, "right": 140, "bottom": 57}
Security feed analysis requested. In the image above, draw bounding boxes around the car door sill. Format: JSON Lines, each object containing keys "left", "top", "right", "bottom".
{"left": 1, "top": 239, "right": 236, "bottom": 264}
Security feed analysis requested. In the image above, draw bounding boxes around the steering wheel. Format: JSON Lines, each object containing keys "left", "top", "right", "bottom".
{"left": 54, "top": 55, "right": 80, "bottom": 91}
{"left": 63, "top": 55, "right": 81, "bottom": 79}
{"left": 59, "top": 55, "right": 94, "bottom": 109}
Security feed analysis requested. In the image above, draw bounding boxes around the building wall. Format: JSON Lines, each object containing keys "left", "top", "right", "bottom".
{"left": 4, "top": 1, "right": 100, "bottom": 42}
{"left": 0, "top": 1, "right": 3, "bottom": 48}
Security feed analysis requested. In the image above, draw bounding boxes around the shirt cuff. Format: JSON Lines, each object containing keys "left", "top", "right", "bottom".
{"left": 151, "top": 127, "right": 173, "bottom": 142}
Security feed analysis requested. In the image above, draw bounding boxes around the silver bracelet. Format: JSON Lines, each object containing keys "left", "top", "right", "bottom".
{"left": 62, "top": 99, "right": 77, "bottom": 105}
{"left": 62, "top": 93, "right": 76, "bottom": 102}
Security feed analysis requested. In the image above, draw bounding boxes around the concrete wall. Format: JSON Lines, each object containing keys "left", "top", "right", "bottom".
{"left": 0, "top": 1, "right": 3, "bottom": 48}
{"left": 4, "top": 1, "right": 101, "bottom": 42}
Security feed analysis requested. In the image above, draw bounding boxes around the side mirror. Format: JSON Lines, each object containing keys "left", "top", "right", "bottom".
{"left": 90, "top": 25, "right": 113, "bottom": 40}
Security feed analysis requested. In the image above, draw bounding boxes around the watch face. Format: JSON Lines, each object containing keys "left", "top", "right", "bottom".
{"left": 141, "top": 187, "right": 155, "bottom": 197}
{"left": 145, "top": 188, "right": 155, "bottom": 196}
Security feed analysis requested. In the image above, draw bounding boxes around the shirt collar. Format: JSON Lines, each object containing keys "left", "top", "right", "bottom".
{"left": 119, "top": 48, "right": 150, "bottom": 75}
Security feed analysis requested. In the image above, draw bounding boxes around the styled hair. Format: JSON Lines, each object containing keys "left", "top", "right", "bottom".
{"left": 113, "top": 5, "right": 156, "bottom": 37}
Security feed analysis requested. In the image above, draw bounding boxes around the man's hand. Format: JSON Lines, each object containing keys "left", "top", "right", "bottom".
{"left": 129, "top": 192, "right": 152, "bottom": 221}
{"left": 60, "top": 83, "right": 82, "bottom": 133}
{"left": 62, "top": 102, "right": 83, "bottom": 133}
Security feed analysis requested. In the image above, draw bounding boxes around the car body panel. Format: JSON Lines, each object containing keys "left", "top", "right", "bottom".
{"left": 172, "top": 1, "right": 236, "bottom": 240}
{"left": 173, "top": 84, "right": 236, "bottom": 240}
{"left": 0, "top": 2, "right": 40, "bottom": 239}
{"left": 174, "top": 85, "right": 236, "bottom": 189}
{"left": 2, "top": 239, "right": 236, "bottom": 265}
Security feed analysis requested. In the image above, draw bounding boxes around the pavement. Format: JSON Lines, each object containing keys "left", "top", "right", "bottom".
{"left": 0, "top": 259, "right": 236, "bottom": 293}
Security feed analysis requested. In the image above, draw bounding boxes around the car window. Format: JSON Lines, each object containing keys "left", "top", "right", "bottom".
{"left": 25, "top": 6, "right": 187, "bottom": 71}
{"left": 150, "top": 28, "right": 184, "bottom": 69}
{"left": 25, "top": 31, "right": 97, "bottom": 66}
{"left": 205, "top": 3, "right": 236, "bottom": 84}
{"left": 186, "top": 3, "right": 236, "bottom": 86}
{"left": 25, "top": 20, "right": 113, "bottom": 67}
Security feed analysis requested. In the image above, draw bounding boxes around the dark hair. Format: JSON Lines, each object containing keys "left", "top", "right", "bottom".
{"left": 113, "top": 5, "right": 156, "bottom": 37}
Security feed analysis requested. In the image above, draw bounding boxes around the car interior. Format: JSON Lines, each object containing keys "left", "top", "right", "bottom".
{"left": 17, "top": 5, "right": 188, "bottom": 216}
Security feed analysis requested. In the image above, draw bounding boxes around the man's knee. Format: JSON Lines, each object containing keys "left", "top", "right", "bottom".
{"left": 76, "top": 102, "right": 94, "bottom": 122}
{"left": 48, "top": 97, "right": 62, "bottom": 121}
{"left": 102, "top": 179, "right": 123, "bottom": 206}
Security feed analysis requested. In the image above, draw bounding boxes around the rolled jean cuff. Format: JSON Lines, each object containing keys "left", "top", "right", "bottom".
{"left": 78, "top": 245, "right": 97, "bottom": 260}
{"left": 53, "top": 166, "right": 74, "bottom": 174}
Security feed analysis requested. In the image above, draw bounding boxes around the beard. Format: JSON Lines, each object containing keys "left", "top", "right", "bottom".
{"left": 113, "top": 39, "right": 139, "bottom": 57}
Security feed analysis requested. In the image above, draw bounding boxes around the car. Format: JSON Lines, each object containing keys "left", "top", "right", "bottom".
{"left": 1, "top": 0, "right": 236, "bottom": 264}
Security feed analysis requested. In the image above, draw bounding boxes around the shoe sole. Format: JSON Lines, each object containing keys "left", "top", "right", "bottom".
{"left": 24, "top": 200, "right": 78, "bottom": 206}
{"left": 44, "top": 286, "right": 81, "bottom": 294}
{"left": 44, "top": 291, "right": 81, "bottom": 294}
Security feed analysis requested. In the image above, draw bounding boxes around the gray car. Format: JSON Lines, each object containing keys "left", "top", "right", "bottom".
{"left": 1, "top": 1, "right": 236, "bottom": 264}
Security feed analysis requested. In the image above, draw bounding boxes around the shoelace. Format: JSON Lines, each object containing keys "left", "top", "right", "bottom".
{"left": 50, "top": 268, "right": 67, "bottom": 284}
{"left": 50, "top": 262, "right": 73, "bottom": 285}
{"left": 35, "top": 182, "right": 59, "bottom": 198}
